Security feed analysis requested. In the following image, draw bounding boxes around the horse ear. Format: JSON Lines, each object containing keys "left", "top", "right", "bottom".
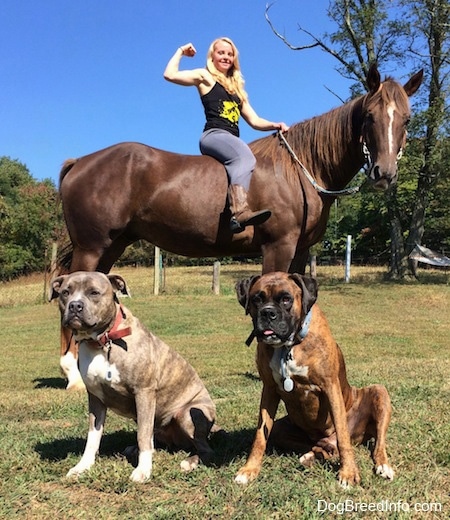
{"left": 107, "top": 274, "right": 131, "bottom": 297}
{"left": 403, "top": 69, "right": 423, "bottom": 97}
{"left": 49, "top": 275, "right": 68, "bottom": 301}
{"left": 366, "top": 63, "right": 381, "bottom": 94}
{"left": 289, "top": 274, "right": 318, "bottom": 315}
{"left": 236, "top": 276, "right": 260, "bottom": 314}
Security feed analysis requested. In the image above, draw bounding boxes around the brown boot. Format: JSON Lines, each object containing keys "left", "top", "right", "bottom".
{"left": 227, "top": 184, "right": 271, "bottom": 234}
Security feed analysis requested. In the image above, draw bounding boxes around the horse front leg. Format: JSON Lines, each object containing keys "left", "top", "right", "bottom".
{"left": 58, "top": 246, "right": 104, "bottom": 391}
{"left": 60, "top": 327, "right": 85, "bottom": 391}
{"left": 288, "top": 248, "right": 310, "bottom": 275}
{"left": 261, "top": 236, "right": 301, "bottom": 274}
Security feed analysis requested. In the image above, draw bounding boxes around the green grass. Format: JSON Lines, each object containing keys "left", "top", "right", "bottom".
{"left": 0, "top": 265, "right": 449, "bottom": 519}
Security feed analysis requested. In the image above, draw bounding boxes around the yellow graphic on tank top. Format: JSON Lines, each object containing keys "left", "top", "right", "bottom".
{"left": 220, "top": 100, "right": 240, "bottom": 125}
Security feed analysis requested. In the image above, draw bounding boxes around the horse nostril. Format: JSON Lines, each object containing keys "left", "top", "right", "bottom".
{"left": 371, "top": 165, "right": 381, "bottom": 180}
{"left": 69, "top": 300, "right": 84, "bottom": 313}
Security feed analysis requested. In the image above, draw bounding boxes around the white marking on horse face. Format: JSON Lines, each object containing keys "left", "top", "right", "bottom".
{"left": 387, "top": 102, "right": 396, "bottom": 155}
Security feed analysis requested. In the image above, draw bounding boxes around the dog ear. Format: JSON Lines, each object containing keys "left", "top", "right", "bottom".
{"left": 235, "top": 275, "right": 260, "bottom": 314}
{"left": 289, "top": 274, "right": 318, "bottom": 315}
{"left": 107, "top": 274, "right": 131, "bottom": 297}
{"left": 49, "top": 275, "right": 68, "bottom": 301}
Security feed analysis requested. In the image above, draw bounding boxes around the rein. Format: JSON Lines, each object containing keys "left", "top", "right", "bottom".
{"left": 277, "top": 131, "right": 365, "bottom": 197}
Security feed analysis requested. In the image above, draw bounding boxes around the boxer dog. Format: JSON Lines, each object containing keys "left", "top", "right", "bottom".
{"left": 51, "top": 271, "right": 216, "bottom": 482}
{"left": 234, "top": 272, "right": 394, "bottom": 487}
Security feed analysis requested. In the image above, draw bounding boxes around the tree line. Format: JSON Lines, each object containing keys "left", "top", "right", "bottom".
{"left": 1, "top": 0, "right": 448, "bottom": 281}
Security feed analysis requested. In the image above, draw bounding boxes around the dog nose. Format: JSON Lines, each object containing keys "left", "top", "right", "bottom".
{"left": 69, "top": 300, "right": 84, "bottom": 313}
{"left": 260, "top": 306, "right": 278, "bottom": 322}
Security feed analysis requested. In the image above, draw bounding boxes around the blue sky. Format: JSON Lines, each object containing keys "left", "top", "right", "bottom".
{"left": 2, "top": 0, "right": 357, "bottom": 183}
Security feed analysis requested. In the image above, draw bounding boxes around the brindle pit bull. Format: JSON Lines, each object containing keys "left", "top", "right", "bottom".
{"left": 234, "top": 272, "right": 394, "bottom": 487}
{"left": 51, "top": 271, "right": 216, "bottom": 482}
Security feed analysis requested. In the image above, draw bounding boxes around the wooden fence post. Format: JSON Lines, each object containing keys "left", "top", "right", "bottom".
{"left": 212, "top": 261, "right": 220, "bottom": 295}
{"left": 310, "top": 255, "right": 317, "bottom": 278}
{"left": 154, "top": 247, "right": 161, "bottom": 295}
{"left": 345, "top": 235, "right": 352, "bottom": 283}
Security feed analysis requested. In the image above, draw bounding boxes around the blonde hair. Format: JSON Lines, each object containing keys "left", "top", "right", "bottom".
{"left": 206, "top": 37, "right": 248, "bottom": 102}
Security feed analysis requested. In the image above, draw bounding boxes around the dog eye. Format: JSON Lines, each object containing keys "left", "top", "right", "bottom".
{"left": 251, "top": 295, "right": 263, "bottom": 306}
{"left": 61, "top": 289, "right": 69, "bottom": 297}
{"left": 280, "top": 295, "right": 292, "bottom": 307}
{"left": 90, "top": 290, "right": 101, "bottom": 296}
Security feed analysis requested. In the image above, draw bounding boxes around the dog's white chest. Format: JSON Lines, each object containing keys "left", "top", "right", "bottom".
{"left": 79, "top": 344, "right": 122, "bottom": 388}
{"left": 269, "top": 348, "right": 309, "bottom": 392}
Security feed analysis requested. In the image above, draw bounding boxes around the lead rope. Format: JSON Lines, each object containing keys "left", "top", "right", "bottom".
{"left": 277, "top": 131, "right": 365, "bottom": 196}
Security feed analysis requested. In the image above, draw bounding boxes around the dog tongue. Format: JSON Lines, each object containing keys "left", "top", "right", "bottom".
{"left": 264, "top": 329, "right": 274, "bottom": 336}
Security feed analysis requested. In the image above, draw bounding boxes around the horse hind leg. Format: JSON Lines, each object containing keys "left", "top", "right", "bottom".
{"left": 60, "top": 327, "right": 85, "bottom": 391}
{"left": 58, "top": 240, "right": 134, "bottom": 389}
{"left": 56, "top": 247, "right": 103, "bottom": 390}
{"left": 69, "top": 247, "right": 105, "bottom": 273}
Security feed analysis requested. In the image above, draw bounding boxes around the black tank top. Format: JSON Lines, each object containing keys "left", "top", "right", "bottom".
{"left": 201, "top": 82, "right": 241, "bottom": 137}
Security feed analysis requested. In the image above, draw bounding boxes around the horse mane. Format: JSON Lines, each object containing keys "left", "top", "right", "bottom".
{"left": 250, "top": 76, "right": 409, "bottom": 185}
{"left": 251, "top": 96, "right": 364, "bottom": 184}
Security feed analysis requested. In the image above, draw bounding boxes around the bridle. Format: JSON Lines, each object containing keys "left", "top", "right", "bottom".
{"left": 278, "top": 119, "right": 405, "bottom": 197}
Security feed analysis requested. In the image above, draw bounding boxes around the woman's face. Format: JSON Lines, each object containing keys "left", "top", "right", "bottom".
{"left": 212, "top": 40, "right": 235, "bottom": 75}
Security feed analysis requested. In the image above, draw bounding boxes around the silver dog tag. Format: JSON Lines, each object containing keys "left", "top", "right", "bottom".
{"left": 105, "top": 369, "right": 112, "bottom": 382}
{"left": 284, "top": 377, "right": 294, "bottom": 392}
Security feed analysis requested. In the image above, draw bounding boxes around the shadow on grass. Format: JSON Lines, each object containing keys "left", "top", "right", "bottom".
{"left": 33, "top": 377, "right": 67, "bottom": 389}
{"left": 35, "top": 427, "right": 257, "bottom": 468}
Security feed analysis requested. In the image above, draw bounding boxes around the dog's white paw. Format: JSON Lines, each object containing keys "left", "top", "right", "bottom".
{"left": 66, "top": 463, "right": 91, "bottom": 478}
{"left": 299, "top": 451, "right": 316, "bottom": 467}
{"left": 234, "top": 473, "right": 249, "bottom": 485}
{"left": 180, "top": 455, "right": 199, "bottom": 472}
{"left": 376, "top": 464, "right": 394, "bottom": 480}
{"left": 130, "top": 450, "right": 152, "bottom": 483}
{"left": 130, "top": 466, "right": 151, "bottom": 483}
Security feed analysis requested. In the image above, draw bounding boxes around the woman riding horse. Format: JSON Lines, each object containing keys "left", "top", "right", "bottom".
{"left": 164, "top": 37, "right": 289, "bottom": 233}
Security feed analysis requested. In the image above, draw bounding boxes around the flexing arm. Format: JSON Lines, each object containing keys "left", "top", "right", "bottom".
{"left": 241, "top": 100, "right": 289, "bottom": 133}
{"left": 163, "top": 43, "right": 210, "bottom": 87}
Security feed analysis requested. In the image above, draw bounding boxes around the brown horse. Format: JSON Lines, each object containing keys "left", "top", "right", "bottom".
{"left": 57, "top": 65, "right": 422, "bottom": 389}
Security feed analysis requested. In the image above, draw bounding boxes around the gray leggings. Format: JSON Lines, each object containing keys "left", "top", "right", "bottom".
{"left": 199, "top": 128, "right": 256, "bottom": 190}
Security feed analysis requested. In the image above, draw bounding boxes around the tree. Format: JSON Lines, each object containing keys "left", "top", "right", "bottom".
{"left": 0, "top": 157, "right": 65, "bottom": 279}
{"left": 402, "top": 0, "right": 450, "bottom": 276}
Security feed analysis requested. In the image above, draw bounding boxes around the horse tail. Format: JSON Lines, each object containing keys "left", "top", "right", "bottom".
{"left": 55, "top": 159, "right": 78, "bottom": 273}
{"left": 55, "top": 240, "right": 73, "bottom": 275}
{"left": 59, "top": 158, "right": 78, "bottom": 189}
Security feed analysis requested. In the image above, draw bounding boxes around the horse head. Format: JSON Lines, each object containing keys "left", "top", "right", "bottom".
{"left": 361, "top": 64, "right": 423, "bottom": 190}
